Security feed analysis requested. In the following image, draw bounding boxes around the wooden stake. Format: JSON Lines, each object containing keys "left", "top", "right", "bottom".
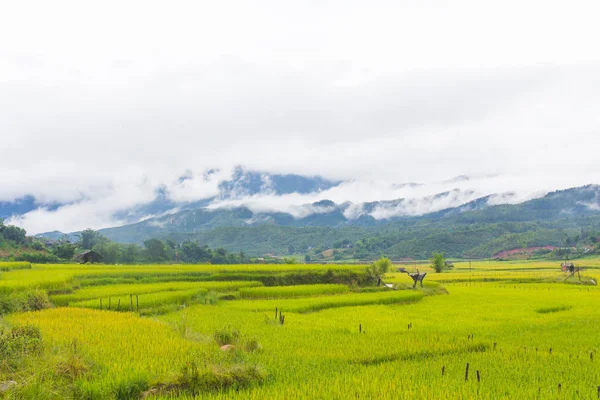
{"left": 465, "top": 363, "right": 469, "bottom": 381}
{"left": 100, "top": 298, "right": 102, "bottom": 310}
{"left": 108, "top": 297, "right": 111, "bottom": 310}
{"left": 359, "top": 324, "right": 362, "bottom": 333}
{"left": 130, "top": 294, "right": 133, "bottom": 311}
{"left": 117, "top": 299, "right": 121, "bottom": 311}
{"left": 441, "top": 365, "right": 445, "bottom": 376}
{"left": 136, "top": 295, "right": 139, "bottom": 312}
{"left": 476, "top": 370, "right": 480, "bottom": 383}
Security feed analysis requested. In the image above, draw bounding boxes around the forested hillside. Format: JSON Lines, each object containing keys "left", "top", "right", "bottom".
{"left": 32, "top": 186, "right": 600, "bottom": 260}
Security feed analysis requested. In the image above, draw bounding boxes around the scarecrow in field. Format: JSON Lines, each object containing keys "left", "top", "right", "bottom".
{"left": 406, "top": 269, "right": 427, "bottom": 289}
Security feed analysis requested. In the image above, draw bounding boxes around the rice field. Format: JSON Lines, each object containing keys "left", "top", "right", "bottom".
{"left": 238, "top": 284, "right": 348, "bottom": 299}
{"left": 69, "top": 289, "right": 209, "bottom": 313}
{"left": 1, "top": 259, "right": 599, "bottom": 399}
{"left": 0, "top": 261, "right": 31, "bottom": 271}
{"left": 51, "top": 281, "right": 263, "bottom": 306}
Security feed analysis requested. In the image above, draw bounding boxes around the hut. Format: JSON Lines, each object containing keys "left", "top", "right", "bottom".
{"left": 74, "top": 250, "right": 104, "bottom": 264}
{"left": 445, "top": 261, "right": 455, "bottom": 269}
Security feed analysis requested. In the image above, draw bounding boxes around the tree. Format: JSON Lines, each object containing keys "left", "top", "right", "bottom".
{"left": 430, "top": 252, "right": 445, "bottom": 273}
{"left": 31, "top": 241, "right": 45, "bottom": 251}
{"left": 366, "top": 256, "right": 391, "bottom": 283}
{"left": 78, "top": 229, "right": 106, "bottom": 250}
{"left": 180, "top": 241, "right": 211, "bottom": 263}
{"left": 144, "top": 239, "right": 168, "bottom": 262}
{"left": 92, "top": 241, "right": 123, "bottom": 264}
{"left": 304, "top": 254, "right": 311, "bottom": 263}
{"left": 1, "top": 225, "right": 27, "bottom": 245}
{"left": 53, "top": 242, "right": 77, "bottom": 260}
{"left": 211, "top": 248, "right": 230, "bottom": 264}
{"left": 122, "top": 244, "right": 140, "bottom": 263}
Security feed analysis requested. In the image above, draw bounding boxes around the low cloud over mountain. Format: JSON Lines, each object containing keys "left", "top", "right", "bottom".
{"left": 5, "top": 165, "right": 599, "bottom": 235}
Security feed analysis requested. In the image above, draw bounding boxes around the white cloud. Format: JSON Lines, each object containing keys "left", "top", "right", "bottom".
{"left": 368, "top": 190, "right": 476, "bottom": 220}
{"left": 166, "top": 169, "right": 233, "bottom": 203}
{"left": 1, "top": 1, "right": 600, "bottom": 233}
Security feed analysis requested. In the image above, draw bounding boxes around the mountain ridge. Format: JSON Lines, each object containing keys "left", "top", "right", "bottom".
{"left": 35, "top": 185, "right": 600, "bottom": 259}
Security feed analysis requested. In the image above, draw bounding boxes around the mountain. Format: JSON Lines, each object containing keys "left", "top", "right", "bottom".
{"left": 33, "top": 230, "right": 69, "bottom": 241}
{"left": 100, "top": 185, "right": 600, "bottom": 238}
{"left": 2, "top": 167, "right": 343, "bottom": 224}
{"left": 31, "top": 179, "right": 600, "bottom": 259}
{"left": 64, "top": 185, "right": 600, "bottom": 259}
{"left": 216, "top": 167, "right": 340, "bottom": 197}
{"left": 127, "top": 167, "right": 341, "bottom": 222}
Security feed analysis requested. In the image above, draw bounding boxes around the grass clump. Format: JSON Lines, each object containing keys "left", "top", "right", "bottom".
{"left": 214, "top": 326, "right": 241, "bottom": 346}
{"left": 0, "top": 290, "right": 51, "bottom": 315}
{"left": 153, "top": 361, "right": 266, "bottom": 396}
{"left": 243, "top": 337, "right": 261, "bottom": 353}
{"left": 0, "top": 324, "right": 43, "bottom": 362}
{"left": 535, "top": 305, "right": 573, "bottom": 314}
{"left": 213, "top": 327, "right": 261, "bottom": 353}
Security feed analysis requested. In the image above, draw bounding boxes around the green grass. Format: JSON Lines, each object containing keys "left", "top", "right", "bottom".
{"left": 231, "top": 290, "right": 425, "bottom": 313}
{"left": 239, "top": 284, "right": 349, "bottom": 299}
{"left": 69, "top": 289, "right": 209, "bottom": 312}
{"left": 2, "top": 260, "right": 600, "bottom": 399}
{"left": 535, "top": 305, "right": 573, "bottom": 314}
{"left": 51, "top": 281, "right": 263, "bottom": 306}
{"left": 0, "top": 261, "right": 32, "bottom": 271}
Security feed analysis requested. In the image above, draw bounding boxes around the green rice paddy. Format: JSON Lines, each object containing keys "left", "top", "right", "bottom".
{"left": 1, "top": 260, "right": 599, "bottom": 399}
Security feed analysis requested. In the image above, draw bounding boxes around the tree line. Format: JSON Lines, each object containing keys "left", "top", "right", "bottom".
{"left": 0, "top": 221, "right": 266, "bottom": 264}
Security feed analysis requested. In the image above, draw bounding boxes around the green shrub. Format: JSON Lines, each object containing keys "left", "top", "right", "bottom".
{"left": 214, "top": 327, "right": 240, "bottom": 346}
{"left": 113, "top": 379, "right": 149, "bottom": 400}
{"left": 430, "top": 252, "right": 446, "bottom": 273}
{"left": 176, "top": 361, "right": 265, "bottom": 394}
{"left": 0, "top": 324, "right": 43, "bottom": 360}
{"left": 366, "top": 257, "right": 392, "bottom": 282}
{"left": 203, "top": 291, "right": 219, "bottom": 305}
{"left": 243, "top": 337, "right": 261, "bottom": 353}
{"left": 0, "top": 290, "right": 52, "bottom": 315}
{"left": 30, "top": 241, "right": 45, "bottom": 251}
{"left": 15, "top": 253, "right": 60, "bottom": 263}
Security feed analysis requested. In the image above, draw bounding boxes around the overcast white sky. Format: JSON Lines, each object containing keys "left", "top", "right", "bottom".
{"left": 1, "top": 0, "right": 600, "bottom": 233}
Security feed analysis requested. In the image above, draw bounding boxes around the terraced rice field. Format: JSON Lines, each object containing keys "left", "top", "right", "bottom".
{"left": 238, "top": 284, "right": 349, "bottom": 299}
{"left": 1, "top": 259, "right": 599, "bottom": 399}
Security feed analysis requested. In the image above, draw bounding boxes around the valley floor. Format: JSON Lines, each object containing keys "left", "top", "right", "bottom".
{"left": 1, "top": 260, "right": 600, "bottom": 399}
